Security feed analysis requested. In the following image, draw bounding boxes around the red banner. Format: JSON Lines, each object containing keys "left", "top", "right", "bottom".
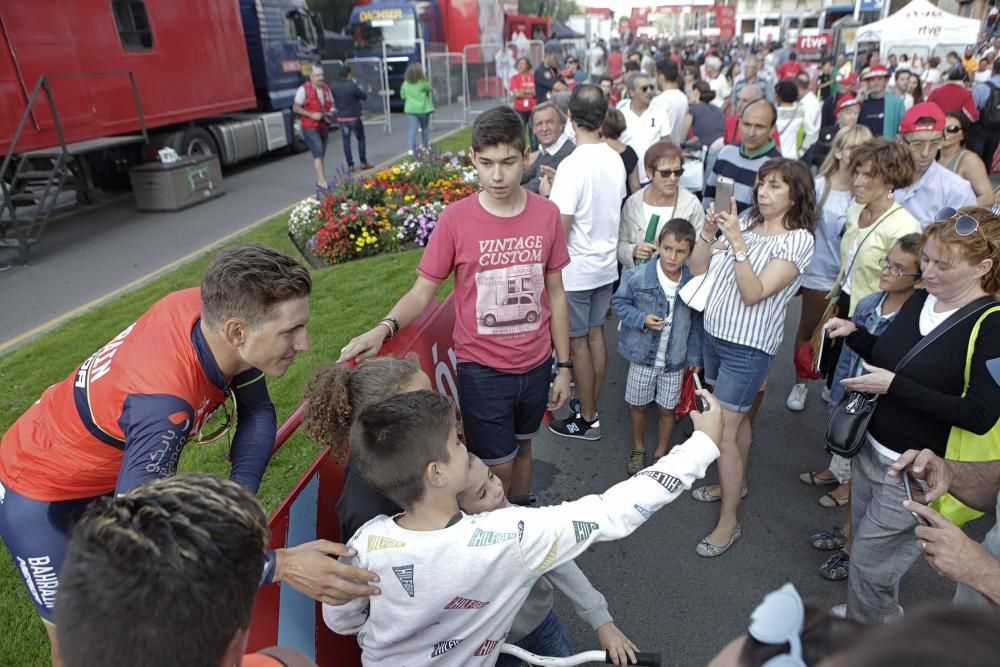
{"left": 715, "top": 6, "right": 736, "bottom": 39}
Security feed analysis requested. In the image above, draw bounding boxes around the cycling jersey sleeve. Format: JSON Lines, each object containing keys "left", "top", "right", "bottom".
{"left": 115, "top": 394, "right": 197, "bottom": 494}
{"left": 228, "top": 370, "right": 277, "bottom": 493}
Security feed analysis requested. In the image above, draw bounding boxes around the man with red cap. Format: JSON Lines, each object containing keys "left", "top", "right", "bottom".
{"left": 894, "top": 102, "right": 977, "bottom": 228}
{"left": 859, "top": 64, "right": 906, "bottom": 138}
{"left": 821, "top": 71, "right": 858, "bottom": 128}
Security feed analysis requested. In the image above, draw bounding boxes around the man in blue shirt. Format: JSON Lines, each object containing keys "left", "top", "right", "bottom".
{"left": 893, "top": 102, "right": 976, "bottom": 229}
{"left": 535, "top": 47, "right": 569, "bottom": 104}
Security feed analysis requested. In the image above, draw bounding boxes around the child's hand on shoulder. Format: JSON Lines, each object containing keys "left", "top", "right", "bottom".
{"left": 644, "top": 314, "right": 665, "bottom": 331}
{"left": 596, "top": 622, "right": 639, "bottom": 666}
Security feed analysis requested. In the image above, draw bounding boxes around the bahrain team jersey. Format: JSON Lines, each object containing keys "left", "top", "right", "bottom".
{"left": 0, "top": 288, "right": 238, "bottom": 501}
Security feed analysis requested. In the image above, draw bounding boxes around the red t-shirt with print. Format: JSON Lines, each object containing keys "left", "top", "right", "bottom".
{"left": 417, "top": 191, "right": 570, "bottom": 374}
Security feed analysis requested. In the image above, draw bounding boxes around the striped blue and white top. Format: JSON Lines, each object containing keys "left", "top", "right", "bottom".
{"left": 704, "top": 219, "right": 814, "bottom": 356}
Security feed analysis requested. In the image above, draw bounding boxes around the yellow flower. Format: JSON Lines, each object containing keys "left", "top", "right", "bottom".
{"left": 350, "top": 234, "right": 355, "bottom": 239}
{"left": 392, "top": 167, "right": 401, "bottom": 175}
{"left": 364, "top": 184, "right": 371, "bottom": 189}
{"left": 386, "top": 188, "right": 393, "bottom": 194}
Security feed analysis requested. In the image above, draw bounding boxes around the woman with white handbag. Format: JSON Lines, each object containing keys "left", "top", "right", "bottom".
{"left": 685, "top": 158, "right": 816, "bottom": 557}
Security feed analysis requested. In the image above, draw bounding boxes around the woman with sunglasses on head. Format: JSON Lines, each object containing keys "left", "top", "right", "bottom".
{"left": 618, "top": 139, "right": 705, "bottom": 270}
{"left": 688, "top": 158, "right": 816, "bottom": 557}
{"left": 823, "top": 207, "right": 1000, "bottom": 623}
{"left": 938, "top": 112, "right": 996, "bottom": 207}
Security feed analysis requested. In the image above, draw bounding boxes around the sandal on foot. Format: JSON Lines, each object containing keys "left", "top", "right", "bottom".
{"left": 799, "top": 470, "right": 839, "bottom": 486}
{"left": 691, "top": 485, "right": 748, "bottom": 502}
{"left": 627, "top": 449, "right": 645, "bottom": 476}
{"left": 811, "top": 527, "right": 846, "bottom": 551}
{"left": 819, "top": 490, "right": 850, "bottom": 508}
{"left": 820, "top": 549, "right": 850, "bottom": 581}
{"left": 695, "top": 524, "right": 743, "bottom": 558}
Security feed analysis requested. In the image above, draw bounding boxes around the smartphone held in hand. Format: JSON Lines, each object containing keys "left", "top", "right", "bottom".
{"left": 901, "top": 471, "right": 930, "bottom": 526}
{"left": 692, "top": 373, "right": 708, "bottom": 413}
{"left": 715, "top": 176, "right": 735, "bottom": 215}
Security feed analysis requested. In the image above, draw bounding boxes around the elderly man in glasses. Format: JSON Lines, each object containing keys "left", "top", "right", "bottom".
{"left": 620, "top": 71, "right": 672, "bottom": 186}
{"left": 893, "top": 102, "right": 976, "bottom": 229}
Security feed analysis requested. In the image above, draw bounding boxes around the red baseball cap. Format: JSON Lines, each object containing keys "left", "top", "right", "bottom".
{"left": 899, "top": 102, "right": 946, "bottom": 134}
{"left": 863, "top": 65, "right": 891, "bottom": 79}
{"left": 837, "top": 71, "right": 858, "bottom": 85}
{"left": 834, "top": 95, "right": 861, "bottom": 116}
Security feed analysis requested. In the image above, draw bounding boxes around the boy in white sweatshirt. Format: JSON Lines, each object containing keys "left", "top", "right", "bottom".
{"left": 323, "top": 389, "right": 722, "bottom": 666}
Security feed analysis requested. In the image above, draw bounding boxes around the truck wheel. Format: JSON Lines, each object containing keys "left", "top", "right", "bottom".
{"left": 178, "top": 127, "right": 218, "bottom": 158}
{"left": 483, "top": 314, "right": 497, "bottom": 327}
{"left": 525, "top": 311, "right": 538, "bottom": 324}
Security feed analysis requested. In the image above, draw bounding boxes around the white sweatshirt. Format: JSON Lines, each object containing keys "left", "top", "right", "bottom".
{"left": 323, "top": 432, "right": 719, "bottom": 666}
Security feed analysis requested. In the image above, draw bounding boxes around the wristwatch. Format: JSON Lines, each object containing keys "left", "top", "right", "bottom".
{"left": 555, "top": 359, "right": 574, "bottom": 369}
{"left": 734, "top": 250, "right": 748, "bottom": 263}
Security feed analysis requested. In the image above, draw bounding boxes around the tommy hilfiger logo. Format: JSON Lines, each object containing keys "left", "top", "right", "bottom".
{"left": 393, "top": 564, "right": 414, "bottom": 597}
{"left": 572, "top": 520, "right": 599, "bottom": 543}
{"left": 431, "top": 639, "right": 464, "bottom": 657}
{"left": 467, "top": 528, "right": 517, "bottom": 547}
{"left": 474, "top": 638, "right": 502, "bottom": 656}
{"left": 368, "top": 535, "right": 406, "bottom": 552}
{"left": 637, "top": 469, "right": 683, "bottom": 493}
{"left": 444, "top": 596, "right": 489, "bottom": 609}
{"left": 634, "top": 504, "right": 652, "bottom": 519}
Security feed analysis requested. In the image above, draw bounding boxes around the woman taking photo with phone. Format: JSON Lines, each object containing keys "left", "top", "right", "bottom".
{"left": 823, "top": 207, "right": 1000, "bottom": 623}
{"left": 688, "top": 158, "right": 816, "bottom": 557}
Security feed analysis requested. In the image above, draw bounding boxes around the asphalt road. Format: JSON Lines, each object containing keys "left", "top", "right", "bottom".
{"left": 0, "top": 106, "right": 988, "bottom": 667}
{"left": 0, "top": 105, "right": 473, "bottom": 347}
{"left": 533, "top": 314, "right": 989, "bottom": 667}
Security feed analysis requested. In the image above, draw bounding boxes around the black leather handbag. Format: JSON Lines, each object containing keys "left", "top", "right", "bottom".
{"left": 824, "top": 295, "right": 996, "bottom": 458}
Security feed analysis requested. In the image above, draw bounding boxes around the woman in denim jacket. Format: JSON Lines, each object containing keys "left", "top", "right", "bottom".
{"left": 612, "top": 218, "right": 703, "bottom": 476}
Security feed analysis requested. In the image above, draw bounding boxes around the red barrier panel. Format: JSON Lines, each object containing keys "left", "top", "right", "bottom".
{"left": 246, "top": 295, "right": 458, "bottom": 665}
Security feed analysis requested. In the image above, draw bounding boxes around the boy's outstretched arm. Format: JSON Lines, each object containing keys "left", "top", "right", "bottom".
{"left": 510, "top": 391, "right": 722, "bottom": 573}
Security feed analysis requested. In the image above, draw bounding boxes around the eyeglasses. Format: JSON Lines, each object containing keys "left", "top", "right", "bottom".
{"left": 191, "top": 389, "right": 237, "bottom": 445}
{"left": 747, "top": 583, "right": 806, "bottom": 667}
{"left": 945, "top": 125, "right": 962, "bottom": 134}
{"left": 879, "top": 256, "right": 921, "bottom": 278}
{"left": 638, "top": 85, "right": 653, "bottom": 92}
{"left": 900, "top": 135, "right": 943, "bottom": 152}
{"left": 652, "top": 167, "right": 684, "bottom": 179}
{"left": 936, "top": 207, "right": 992, "bottom": 250}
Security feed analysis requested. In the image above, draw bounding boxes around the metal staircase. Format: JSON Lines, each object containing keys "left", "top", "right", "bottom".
{"left": 0, "top": 71, "right": 147, "bottom": 265}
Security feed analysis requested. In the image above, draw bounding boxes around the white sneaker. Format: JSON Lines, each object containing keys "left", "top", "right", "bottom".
{"left": 821, "top": 386, "right": 832, "bottom": 403}
{"left": 786, "top": 383, "right": 808, "bottom": 411}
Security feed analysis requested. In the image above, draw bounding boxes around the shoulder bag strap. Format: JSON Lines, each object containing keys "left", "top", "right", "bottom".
{"left": 894, "top": 296, "right": 998, "bottom": 373}
{"left": 841, "top": 206, "right": 903, "bottom": 283}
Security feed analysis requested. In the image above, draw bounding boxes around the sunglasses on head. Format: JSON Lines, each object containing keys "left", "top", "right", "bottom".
{"left": 936, "top": 207, "right": 992, "bottom": 248}
{"left": 653, "top": 167, "right": 684, "bottom": 179}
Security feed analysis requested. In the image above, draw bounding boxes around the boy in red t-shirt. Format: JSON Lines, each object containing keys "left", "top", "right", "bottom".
{"left": 339, "top": 106, "right": 573, "bottom": 497}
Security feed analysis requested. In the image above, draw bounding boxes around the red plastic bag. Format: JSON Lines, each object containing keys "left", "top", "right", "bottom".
{"left": 675, "top": 369, "right": 698, "bottom": 419}
{"left": 794, "top": 340, "right": 823, "bottom": 380}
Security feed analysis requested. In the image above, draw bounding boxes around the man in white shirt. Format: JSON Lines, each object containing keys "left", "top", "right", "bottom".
{"left": 651, "top": 59, "right": 689, "bottom": 146}
{"left": 620, "top": 72, "right": 671, "bottom": 186}
{"left": 795, "top": 73, "right": 821, "bottom": 155}
{"left": 544, "top": 85, "right": 627, "bottom": 441}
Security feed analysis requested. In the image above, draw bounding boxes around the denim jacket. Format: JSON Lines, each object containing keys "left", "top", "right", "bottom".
{"left": 612, "top": 261, "right": 703, "bottom": 370}
{"left": 828, "top": 290, "right": 898, "bottom": 406}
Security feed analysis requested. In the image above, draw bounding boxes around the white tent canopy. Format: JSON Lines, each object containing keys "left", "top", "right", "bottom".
{"left": 855, "top": 0, "right": 980, "bottom": 58}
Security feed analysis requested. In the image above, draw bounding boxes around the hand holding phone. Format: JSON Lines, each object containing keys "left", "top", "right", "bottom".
{"left": 815, "top": 328, "right": 827, "bottom": 374}
{"left": 715, "top": 176, "right": 735, "bottom": 217}
{"left": 901, "top": 471, "right": 930, "bottom": 526}
{"left": 692, "top": 373, "right": 708, "bottom": 413}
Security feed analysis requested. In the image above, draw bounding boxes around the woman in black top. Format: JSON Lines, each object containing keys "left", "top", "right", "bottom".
{"left": 825, "top": 207, "right": 1000, "bottom": 624}
{"left": 600, "top": 107, "right": 640, "bottom": 197}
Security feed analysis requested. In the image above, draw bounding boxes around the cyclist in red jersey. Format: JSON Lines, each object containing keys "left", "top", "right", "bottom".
{"left": 0, "top": 245, "right": 378, "bottom": 665}
{"left": 56, "top": 474, "right": 316, "bottom": 667}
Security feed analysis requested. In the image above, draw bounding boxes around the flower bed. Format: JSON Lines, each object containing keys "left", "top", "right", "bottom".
{"left": 288, "top": 152, "right": 478, "bottom": 267}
